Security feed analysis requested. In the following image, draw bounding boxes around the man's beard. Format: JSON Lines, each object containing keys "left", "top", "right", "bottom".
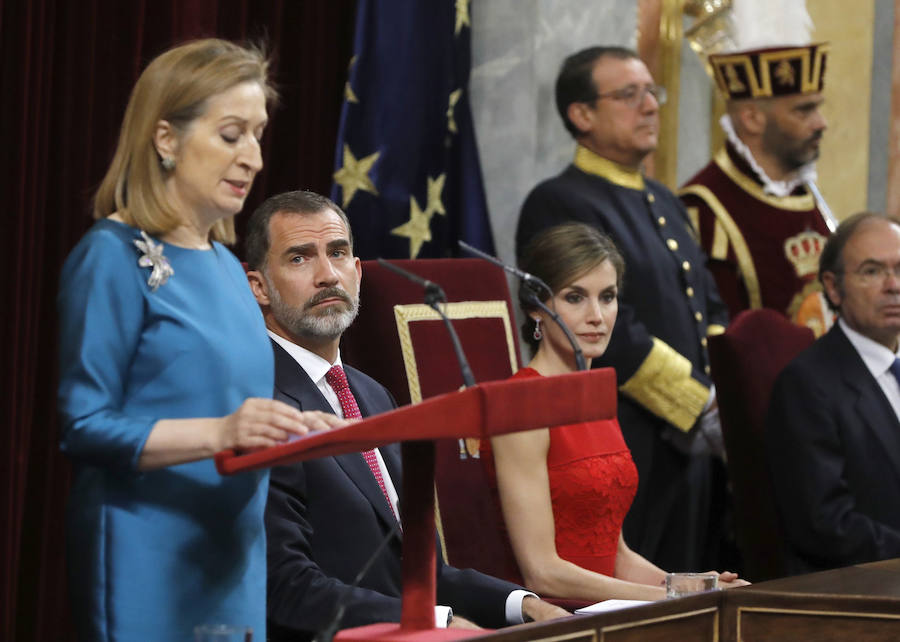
{"left": 764, "top": 120, "right": 822, "bottom": 171}
{"left": 268, "top": 280, "right": 360, "bottom": 341}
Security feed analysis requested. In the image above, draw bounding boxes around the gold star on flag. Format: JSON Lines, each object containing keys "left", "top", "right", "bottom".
{"left": 333, "top": 144, "right": 380, "bottom": 208}
{"left": 446, "top": 89, "right": 462, "bottom": 134}
{"left": 455, "top": 0, "right": 471, "bottom": 35}
{"left": 344, "top": 56, "right": 359, "bottom": 104}
{"left": 392, "top": 196, "right": 433, "bottom": 258}
{"left": 426, "top": 174, "right": 446, "bottom": 216}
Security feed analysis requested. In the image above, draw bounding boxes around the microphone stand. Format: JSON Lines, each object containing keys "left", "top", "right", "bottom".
{"left": 377, "top": 258, "right": 478, "bottom": 462}
{"left": 376, "top": 258, "right": 476, "bottom": 388}
{"left": 458, "top": 241, "right": 587, "bottom": 372}
{"left": 319, "top": 259, "right": 463, "bottom": 640}
{"left": 314, "top": 520, "right": 402, "bottom": 642}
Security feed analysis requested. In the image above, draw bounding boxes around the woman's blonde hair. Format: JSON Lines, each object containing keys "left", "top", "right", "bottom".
{"left": 92, "top": 38, "right": 277, "bottom": 244}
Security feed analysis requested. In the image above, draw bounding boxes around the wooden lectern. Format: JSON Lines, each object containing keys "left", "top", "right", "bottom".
{"left": 216, "top": 368, "right": 616, "bottom": 641}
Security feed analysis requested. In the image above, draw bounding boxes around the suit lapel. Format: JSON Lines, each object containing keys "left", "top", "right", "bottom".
{"left": 344, "top": 366, "right": 403, "bottom": 530}
{"left": 833, "top": 327, "right": 900, "bottom": 481}
{"left": 271, "top": 340, "right": 332, "bottom": 413}
{"left": 272, "top": 340, "right": 401, "bottom": 534}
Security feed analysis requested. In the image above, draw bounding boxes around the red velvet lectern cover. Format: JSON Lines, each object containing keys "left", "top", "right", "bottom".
{"left": 215, "top": 369, "right": 616, "bottom": 475}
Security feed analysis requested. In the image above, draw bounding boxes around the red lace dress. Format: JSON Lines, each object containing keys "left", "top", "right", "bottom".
{"left": 480, "top": 367, "right": 639, "bottom": 580}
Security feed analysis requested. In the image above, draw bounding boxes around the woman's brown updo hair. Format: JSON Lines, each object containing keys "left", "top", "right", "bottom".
{"left": 518, "top": 222, "right": 625, "bottom": 352}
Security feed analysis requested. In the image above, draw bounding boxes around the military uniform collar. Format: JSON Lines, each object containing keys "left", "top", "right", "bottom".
{"left": 573, "top": 144, "right": 645, "bottom": 191}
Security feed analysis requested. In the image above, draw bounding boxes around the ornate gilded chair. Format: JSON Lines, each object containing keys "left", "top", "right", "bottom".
{"left": 340, "top": 258, "right": 523, "bottom": 581}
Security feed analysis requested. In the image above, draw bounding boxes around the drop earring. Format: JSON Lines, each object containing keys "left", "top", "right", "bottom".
{"left": 533, "top": 318, "right": 542, "bottom": 341}
{"left": 161, "top": 157, "right": 176, "bottom": 171}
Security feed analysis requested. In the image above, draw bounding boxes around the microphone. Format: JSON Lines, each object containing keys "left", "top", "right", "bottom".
{"left": 458, "top": 241, "right": 551, "bottom": 300}
{"left": 376, "top": 259, "right": 476, "bottom": 388}
{"left": 458, "top": 241, "right": 587, "bottom": 372}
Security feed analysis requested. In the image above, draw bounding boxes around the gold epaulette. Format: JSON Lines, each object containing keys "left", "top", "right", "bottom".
{"left": 677, "top": 183, "right": 762, "bottom": 310}
{"left": 619, "top": 338, "right": 710, "bottom": 433}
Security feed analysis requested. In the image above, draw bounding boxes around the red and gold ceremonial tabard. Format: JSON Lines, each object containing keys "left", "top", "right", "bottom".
{"left": 679, "top": 143, "right": 831, "bottom": 335}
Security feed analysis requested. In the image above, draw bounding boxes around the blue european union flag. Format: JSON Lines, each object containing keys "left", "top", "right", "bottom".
{"left": 330, "top": 0, "right": 494, "bottom": 260}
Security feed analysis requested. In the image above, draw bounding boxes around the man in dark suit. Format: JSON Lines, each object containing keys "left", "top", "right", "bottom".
{"left": 244, "top": 190, "right": 568, "bottom": 640}
{"left": 767, "top": 212, "right": 900, "bottom": 574}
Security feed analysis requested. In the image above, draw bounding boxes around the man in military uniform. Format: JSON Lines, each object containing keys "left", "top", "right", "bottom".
{"left": 517, "top": 46, "right": 729, "bottom": 572}
{"left": 680, "top": 41, "right": 833, "bottom": 335}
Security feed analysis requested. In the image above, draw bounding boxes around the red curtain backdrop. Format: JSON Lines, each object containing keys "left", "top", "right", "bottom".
{"left": 0, "top": 1, "right": 356, "bottom": 639}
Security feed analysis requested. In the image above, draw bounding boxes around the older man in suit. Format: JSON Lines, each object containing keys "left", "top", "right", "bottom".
{"left": 244, "top": 190, "right": 567, "bottom": 640}
{"left": 767, "top": 212, "right": 900, "bottom": 574}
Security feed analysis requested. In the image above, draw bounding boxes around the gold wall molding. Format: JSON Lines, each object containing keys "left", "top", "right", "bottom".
{"left": 638, "top": 0, "right": 686, "bottom": 188}
{"left": 889, "top": 0, "right": 900, "bottom": 217}
{"left": 809, "top": 0, "right": 874, "bottom": 222}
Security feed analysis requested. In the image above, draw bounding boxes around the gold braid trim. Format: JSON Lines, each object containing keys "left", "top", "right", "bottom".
{"left": 393, "top": 301, "right": 518, "bottom": 404}
{"left": 434, "top": 488, "right": 447, "bottom": 565}
{"left": 677, "top": 183, "right": 763, "bottom": 310}
{"left": 711, "top": 219, "right": 729, "bottom": 260}
{"left": 620, "top": 338, "right": 710, "bottom": 433}
{"left": 574, "top": 145, "right": 645, "bottom": 191}
{"left": 713, "top": 148, "right": 815, "bottom": 211}
{"left": 686, "top": 205, "right": 700, "bottom": 235}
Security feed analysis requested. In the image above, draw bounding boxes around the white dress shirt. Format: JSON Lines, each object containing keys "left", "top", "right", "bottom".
{"left": 268, "top": 331, "right": 534, "bottom": 625}
{"left": 839, "top": 319, "right": 900, "bottom": 420}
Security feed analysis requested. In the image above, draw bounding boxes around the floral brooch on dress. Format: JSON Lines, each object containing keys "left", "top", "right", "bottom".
{"left": 134, "top": 230, "right": 173, "bottom": 291}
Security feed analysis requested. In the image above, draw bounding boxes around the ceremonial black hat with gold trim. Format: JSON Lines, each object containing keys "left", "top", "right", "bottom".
{"left": 709, "top": 42, "right": 828, "bottom": 100}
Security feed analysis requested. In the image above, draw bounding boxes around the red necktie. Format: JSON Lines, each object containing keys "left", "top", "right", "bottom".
{"left": 325, "top": 365, "right": 398, "bottom": 522}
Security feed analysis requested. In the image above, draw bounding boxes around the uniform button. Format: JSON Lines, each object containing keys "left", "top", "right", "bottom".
{"left": 657, "top": 216, "right": 666, "bottom": 226}
{"left": 695, "top": 311, "right": 703, "bottom": 322}
{"left": 647, "top": 193, "right": 656, "bottom": 203}
{"left": 701, "top": 337, "right": 708, "bottom": 347}
{"left": 686, "top": 286, "right": 695, "bottom": 297}
{"left": 682, "top": 260, "right": 691, "bottom": 272}
{"left": 667, "top": 239, "right": 679, "bottom": 251}
{"left": 704, "top": 365, "right": 711, "bottom": 375}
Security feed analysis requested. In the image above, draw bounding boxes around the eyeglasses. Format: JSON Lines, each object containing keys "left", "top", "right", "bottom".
{"left": 848, "top": 262, "right": 900, "bottom": 285}
{"left": 588, "top": 84, "right": 667, "bottom": 109}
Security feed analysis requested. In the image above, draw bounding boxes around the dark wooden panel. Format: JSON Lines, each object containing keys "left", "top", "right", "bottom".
{"left": 741, "top": 563, "right": 900, "bottom": 598}
{"left": 599, "top": 607, "right": 718, "bottom": 642}
{"left": 721, "top": 565, "right": 900, "bottom": 641}
{"left": 735, "top": 607, "right": 900, "bottom": 641}
{"left": 463, "top": 560, "right": 900, "bottom": 642}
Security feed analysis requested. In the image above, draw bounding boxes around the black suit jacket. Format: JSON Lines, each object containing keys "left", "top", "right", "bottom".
{"left": 265, "top": 340, "right": 522, "bottom": 640}
{"left": 766, "top": 323, "right": 900, "bottom": 574}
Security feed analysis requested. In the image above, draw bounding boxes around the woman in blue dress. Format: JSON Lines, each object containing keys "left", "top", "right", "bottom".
{"left": 57, "top": 39, "right": 346, "bottom": 641}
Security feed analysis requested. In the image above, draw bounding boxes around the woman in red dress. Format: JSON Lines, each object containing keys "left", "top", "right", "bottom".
{"left": 481, "top": 223, "right": 744, "bottom": 601}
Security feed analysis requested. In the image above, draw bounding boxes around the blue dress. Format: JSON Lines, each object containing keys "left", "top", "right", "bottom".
{"left": 57, "top": 219, "right": 273, "bottom": 641}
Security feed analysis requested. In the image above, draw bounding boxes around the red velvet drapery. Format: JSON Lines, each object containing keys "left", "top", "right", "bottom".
{"left": 1, "top": 1, "right": 356, "bottom": 639}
